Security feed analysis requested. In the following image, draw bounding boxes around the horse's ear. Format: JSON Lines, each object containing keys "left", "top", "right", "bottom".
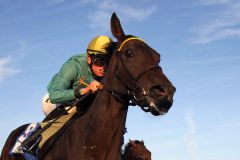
{"left": 129, "top": 139, "right": 133, "bottom": 144}
{"left": 141, "top": 140, "right": 144, "bottom": 144}
{"left": 129, "top": 139, "right": 137, "bottom": 147}
{"left": 111, "top": 12, "right": 125, "bottom": 42}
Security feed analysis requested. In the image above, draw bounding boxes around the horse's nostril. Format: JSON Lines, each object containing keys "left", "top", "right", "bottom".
{"left": 150, "top": 86, "right": 166, "bottom": 99}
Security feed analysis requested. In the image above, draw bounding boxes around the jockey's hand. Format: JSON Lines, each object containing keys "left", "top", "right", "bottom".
{"left": 80, "top": 80, "right": 103, "bottom": 95}
{"left": 89, "top": 80, "right": 103, "bottom": 92}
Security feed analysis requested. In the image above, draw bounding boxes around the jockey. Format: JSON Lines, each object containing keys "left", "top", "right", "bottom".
{"left": 42, "top": 35, "right": 115, "bottom": 116}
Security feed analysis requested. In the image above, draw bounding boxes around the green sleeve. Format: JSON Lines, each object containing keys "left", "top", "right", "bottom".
{"left": 47, "top": 61, "right": 78, "bottom": 104}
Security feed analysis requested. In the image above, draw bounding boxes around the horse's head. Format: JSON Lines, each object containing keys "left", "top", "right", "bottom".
{"left": 123, "top": 139, "right": 151, "bottom": 160}
{"left": 104, "top": 13, "right": 175, "bottom": 116}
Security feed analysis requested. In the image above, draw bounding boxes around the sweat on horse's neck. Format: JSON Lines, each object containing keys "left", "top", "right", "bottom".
{"left": 66, "top": 91, "right": 128, "bottom": 160}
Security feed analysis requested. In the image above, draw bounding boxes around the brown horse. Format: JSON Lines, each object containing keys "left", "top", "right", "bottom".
{"left": 122, "top": 140, "right": 151, "bottom": 160}
{"left": 1, "top": 13, "right": 175, "bottom": 160}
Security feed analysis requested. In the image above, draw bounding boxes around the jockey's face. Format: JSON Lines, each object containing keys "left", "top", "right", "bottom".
{"left": 88, "top": 55, "right": 108, "bottom": 77}
{"left": 91, "top": 63, "right": 107, "bottom": 77}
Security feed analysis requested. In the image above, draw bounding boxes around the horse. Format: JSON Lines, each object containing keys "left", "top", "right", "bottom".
{"left": 122, "top": 140, "right": 151, "bottom": 160}
{"left": 1, "top": 13, "right": 176, "bottom": 160}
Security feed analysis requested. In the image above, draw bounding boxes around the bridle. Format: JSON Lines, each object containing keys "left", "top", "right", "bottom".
{"left": 103, "top": 37, "right": 160, "bottom": 112}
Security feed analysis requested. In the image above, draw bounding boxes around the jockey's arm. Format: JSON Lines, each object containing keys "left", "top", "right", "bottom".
{"left": 47, "top": 61, "right": 103, "bottom": 104}
{"left": 47, "top": 62, "right": 79, "bottom": 104}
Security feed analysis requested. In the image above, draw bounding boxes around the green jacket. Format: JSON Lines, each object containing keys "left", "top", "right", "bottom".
{"left": 47, "top": 54, "right": 94, "bottom": 104}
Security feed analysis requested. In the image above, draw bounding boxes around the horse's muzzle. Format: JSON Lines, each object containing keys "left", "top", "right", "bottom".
{"left": 149, "top": 85, "right": 176, "bottom": 116}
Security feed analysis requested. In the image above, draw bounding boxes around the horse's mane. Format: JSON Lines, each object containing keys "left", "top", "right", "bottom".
{"left": 105, "top": 41, "right": 117, "bottom": 56}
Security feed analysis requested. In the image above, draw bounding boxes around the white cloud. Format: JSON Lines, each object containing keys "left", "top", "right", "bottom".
{"left": 98, "top": 0, "right": 157, "bottom": 20}
{"left": 88, "top": 10, "right": 112, "bottom": 29}
{"left": 122, "top": 5, "right": 157, "bottom": 21}
{"left": 189, "top": 28, "right": 240, "bottom": 44}
{"left": 184, "top": 111, "right": 198, "bottom": 160}
{"left": 0, "top": 56, "right": 21, "bottom": 82}
{"left": 189, "top": 0, "right": 240, "bottom": 44}
{"left": 88, "top": 0, "right": 157, "bottom": 29}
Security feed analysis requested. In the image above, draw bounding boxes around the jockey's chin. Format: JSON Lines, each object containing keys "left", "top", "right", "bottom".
{"left": 91, "top": 64, "right": 106, "bottom": 77}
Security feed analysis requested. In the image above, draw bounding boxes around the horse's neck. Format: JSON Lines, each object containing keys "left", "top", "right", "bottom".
{"left": 86, "top": 90, "right": 128, "bottom": 138}
{"left": 72, "top": 91, "right": 128, "bottom": 159}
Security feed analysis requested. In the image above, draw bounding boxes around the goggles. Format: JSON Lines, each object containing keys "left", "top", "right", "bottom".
{"left": 91, "top": 56, "right": 110, "bottom": 67}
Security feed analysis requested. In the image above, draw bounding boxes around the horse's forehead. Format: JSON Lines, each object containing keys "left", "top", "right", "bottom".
{"left": 125, "top": 40, "right": 160, "bottom": 62}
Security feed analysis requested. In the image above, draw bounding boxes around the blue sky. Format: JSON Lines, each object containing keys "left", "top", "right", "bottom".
{"left": 1, "top": 0, "right": 240, "bottom": 159}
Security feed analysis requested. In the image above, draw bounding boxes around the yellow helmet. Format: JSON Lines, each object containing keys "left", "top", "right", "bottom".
{"left": 87, "top": 35, "right": 113, "bottom": 55}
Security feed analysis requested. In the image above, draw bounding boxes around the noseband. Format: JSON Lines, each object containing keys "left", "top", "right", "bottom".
{"left": 104, "top": 37, "right": 160, "bottom": 112}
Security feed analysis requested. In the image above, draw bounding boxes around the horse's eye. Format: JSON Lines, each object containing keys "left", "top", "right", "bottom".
{"left": 124, "top": 49, "right": 134, "bottom": 58}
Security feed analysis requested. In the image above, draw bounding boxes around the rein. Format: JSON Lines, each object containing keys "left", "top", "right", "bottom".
{"left": 20, "top": 92, "right": 92, "bottom": 152}
{"left": 103, "top": 37, "right": 160, "bottom": 111}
